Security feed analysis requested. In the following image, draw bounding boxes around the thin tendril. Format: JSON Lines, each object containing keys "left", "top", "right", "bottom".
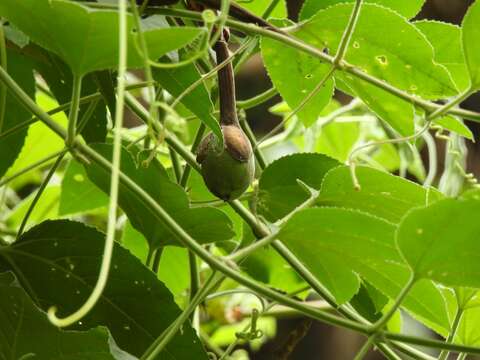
{"left": 47, "top": 0, "right": 128, "bottom": 327}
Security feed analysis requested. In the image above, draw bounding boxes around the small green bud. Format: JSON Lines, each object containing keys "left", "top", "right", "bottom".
{"left": 197, "top": 125, "right": 255, "bottom": 200}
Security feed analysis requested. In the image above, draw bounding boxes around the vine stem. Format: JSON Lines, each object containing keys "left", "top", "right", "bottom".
{"left": 66, "top": 75, "right": 83, "bottom": 148}
{"left": 237, "top": 87, "right": 277, "bottom": 110}
{"left": 0, "top": 81, "right": 152, "bottom": 143}
{"left": 141, "top": 272, "right": 220, "bottom": 360}
{"left": 16, "top": 150, "right": 68, "bottom": 239}
{"left": 0, "top": 20, "right": 7, "bottom": 133}
{"left": 371, "top": 275, "right": 416, "bottom": 333}
{"left": 0, "top": 149, "right": 66, "bottom": 187}
{"left": 4, "top": 66, "right": 480, "bottom": 356}
{"left": 47, "top": 0, "right": 128, "bottom": 327}
{"left": 354, "top": 335, "right": 378, "bottom": 360}
{"left": 438, "top": 307, "right": 464, "bottom": 360}
{"left": 129, "top": 0, "right": 158, "bottom": 148}
{"left": 334, "top": 0, "right": 363, "bottom": 66}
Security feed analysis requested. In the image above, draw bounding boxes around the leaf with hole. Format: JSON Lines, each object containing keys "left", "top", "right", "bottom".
{"left": 296, "top": 3, "right": 457, "bottom": 101}
{"left": 0, "top": 220, "right": 208, "bottom": 359}
{"left": 261, "top": 37, "right": 335, "bottom": 127}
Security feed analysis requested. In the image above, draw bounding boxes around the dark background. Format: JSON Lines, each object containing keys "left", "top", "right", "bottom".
{"left": 233, "top": 0, "right": 479, "bottom": 359}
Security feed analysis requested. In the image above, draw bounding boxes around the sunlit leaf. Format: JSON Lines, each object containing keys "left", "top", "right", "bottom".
{"left": 397, "top": 198, "right": 480, "bottom": 288}
{"left": 319, "top": 166, "right": 443, "bottom": 223}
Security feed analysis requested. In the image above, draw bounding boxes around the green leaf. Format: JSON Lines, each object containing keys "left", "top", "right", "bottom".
{"left": 296, "top": 4, "right": 457, "bottom": 100}
{"left": 397, "top": 198, "right": 480, "bottom": 288}
{"left": 278, "top": 207, "right": 449, "bottom": 333}
{"left": 457, "top": 305, "right": 480, "bottom": 346}
{"left": 241, "top": 0, "right": 287, "bottom": 18}
{"left": 319, "top": 166, "right": 443, "bottom": 224}
{"left": 434, "top": 115, "right": 473, "bottom": 140}
{"left": 0, "top": 50, "right": 35, "bottom": 178}
{"left": 0, "top": 220, "right": 208, "bottom": 359}
{"left": 415, "top": 20, "right": 469, "bottom": 91}
{"left": 462, "top": 0, "right": 480, "bottom": 90}
{"left": 59, "top": 160, "right": 109, "bottom": 215}
{"left": 0, "top": 0, "right": 204, "bottom": 76}
{"left": 315, "top": 119, "right": 360, "bottom": 162}
{"left": 0, "top": 272, "right": 128, "bottom": 360}
{"left": 257, "top": 153, "right": 340, "bottom": 221}
{"left": 4, "top": 93, "right": 67, "bottom": 188}
{"left": 261, "top": 37, "right": 335, "bottom": 127}
{"left": 153, "top": 61, "right": 222, "bottom": 144}
{"left": 300, "top": 0, "right": 425, "bottom": 20}
{"left": 83, "top": 144, "right": 235, "bottom": 248}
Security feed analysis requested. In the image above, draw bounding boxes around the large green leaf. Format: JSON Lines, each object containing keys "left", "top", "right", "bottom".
{"left": 415, "top": 20, "right": 469, "bottom": 91}
{"left": 462, "top": 0, "right": 480, "bottom": 90}
{"left": 59, "top": 159, "right": 109, "bottom": 215}
{"left": 257, "top": 153, "right": 340, "bottom": 221}
{"left": 153, "top": 61, "right": 221, "bottom": 143}
{"left": 397, "top": 198, "right": 480, "bottom": 288}
{"left": 261, "top": 37, "right": 335, "bottom": 127}
{"left": 0, "top": 272, "right": 128, "bottom": 360}
{"left": 83, "top": 144, "right": 235, "bottom": 248}
{"left": 278, "top": 207, "right": 449, "bottom": 333}
{"left": 0, "top": 220, "right": 208, "bottom": 359}
{"left": 296, "top": 3, "right": 457, "bottom": 100}
{"left": 0, "top": 50, "right": 35, "bottom": 178}
{"left": 0, "top": 0, "right": 204, "bottom": 76}
{"left": 319, "top": 166, "right": 442, "bottom": 224}
{"left": 300, "top": 0, "right": 425, "bottom": 20}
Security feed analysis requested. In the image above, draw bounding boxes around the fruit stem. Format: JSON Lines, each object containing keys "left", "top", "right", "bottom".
{"left": 215, "top": 36, "right": 239, "bottom": 127}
